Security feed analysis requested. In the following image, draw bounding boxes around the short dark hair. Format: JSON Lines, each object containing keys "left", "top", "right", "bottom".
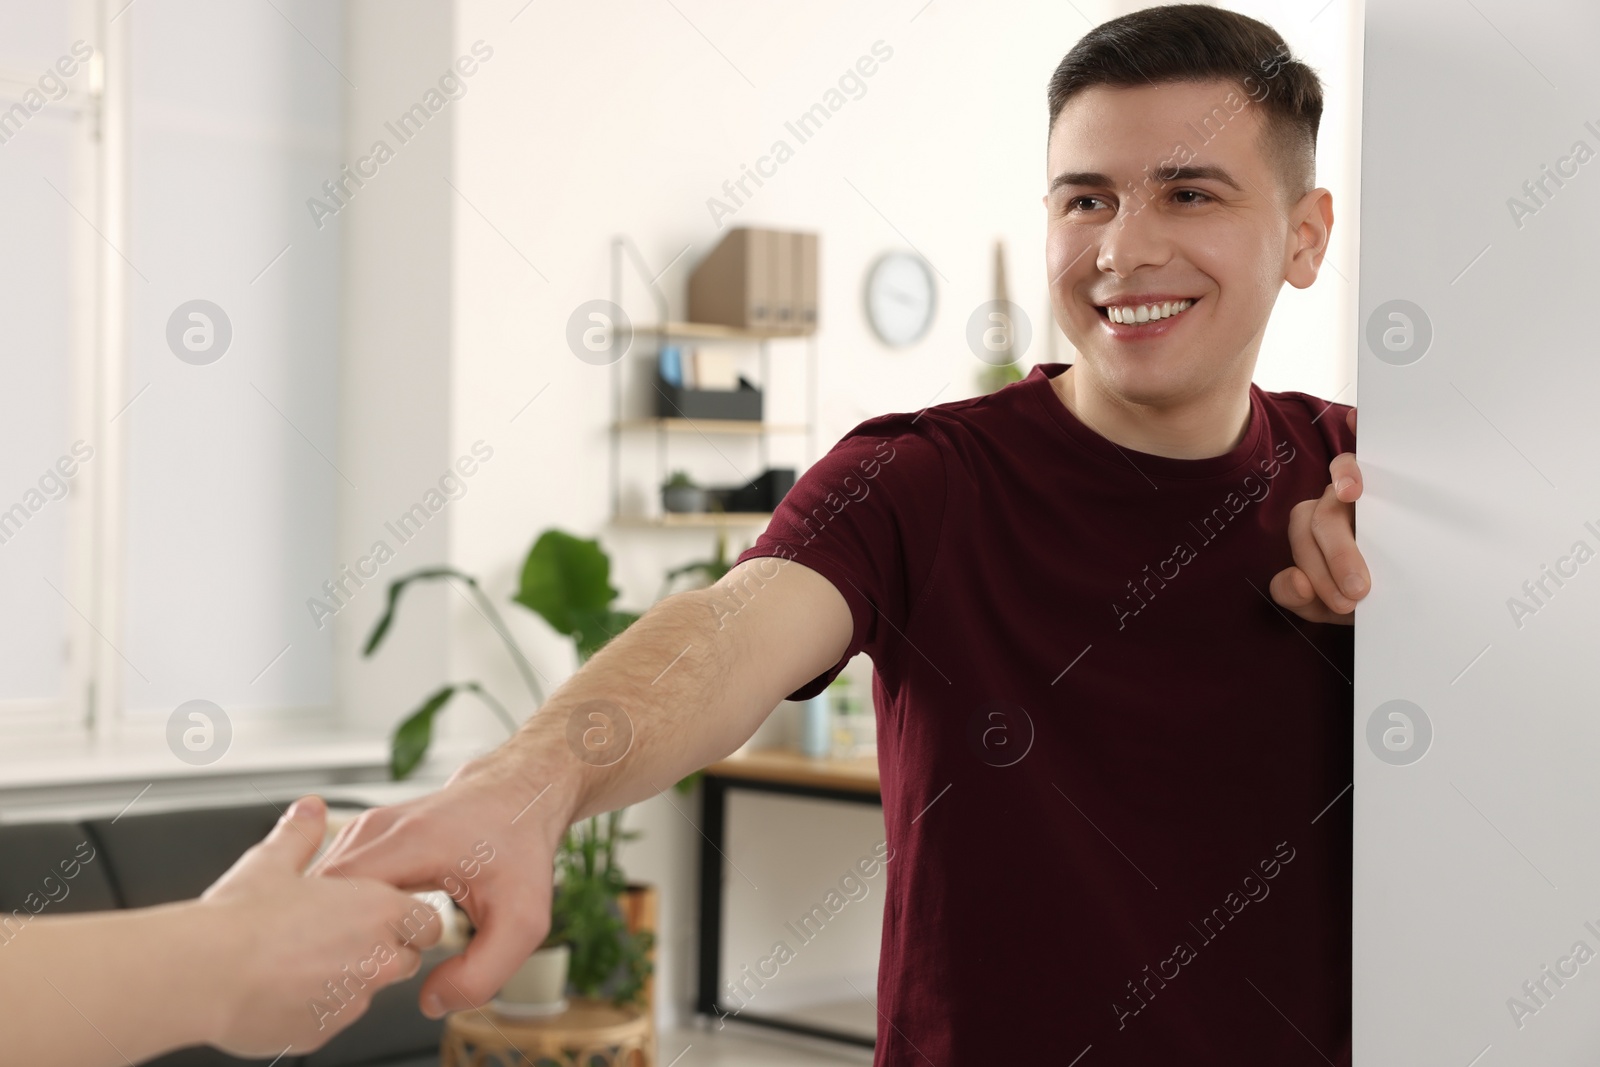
{"left": 1046, "top": 4, "right": 1322, "bottom": 205}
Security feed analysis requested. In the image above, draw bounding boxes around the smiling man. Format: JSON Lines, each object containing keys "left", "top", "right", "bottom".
{"left": 316, "top": 5, "right": 1368, "bottom": 1066}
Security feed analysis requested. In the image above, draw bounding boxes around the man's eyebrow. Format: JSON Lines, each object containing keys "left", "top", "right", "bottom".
{"left": 1048, "top": 170, "right": 1113, "bottom": 193}
{"left": 1048, "top": 164, "right": 1244, "bottom": 195}
{"left": 1157, "top": 165, "right": 1243, "bottom": 191}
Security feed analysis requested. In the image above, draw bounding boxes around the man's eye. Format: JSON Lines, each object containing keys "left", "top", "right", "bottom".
{"left": 1173, "top": 189, "right": 1212, "bottom": 205}
{"left": 1067, "top": 196, "right": 1106, "bottom": 213}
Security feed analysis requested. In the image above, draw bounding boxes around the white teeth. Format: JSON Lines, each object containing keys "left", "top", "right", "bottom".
{"left": 1107, "top": 298, "right": 1193, "bottom": 324}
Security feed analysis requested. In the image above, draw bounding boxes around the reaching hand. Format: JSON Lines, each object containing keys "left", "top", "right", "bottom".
{"left": 196, "top": 795, "right": 442, "bottom": 1056}
{"left": 1270, "top": 407, "right": 1367, "bottom": 624}
{"left": 309, "top": 749, "right": 574, "bottom": 1019}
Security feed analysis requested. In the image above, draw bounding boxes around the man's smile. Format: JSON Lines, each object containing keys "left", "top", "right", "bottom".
{"left": 1092, "top": 294, "right": 1202, "bottom": 336}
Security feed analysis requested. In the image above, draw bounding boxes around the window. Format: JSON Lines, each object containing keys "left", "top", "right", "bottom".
{"left": 0, "top": 0, "right": 345, "bottom": 744}
{"left": 0, "top": 0, "right": 99, "bottom": 735}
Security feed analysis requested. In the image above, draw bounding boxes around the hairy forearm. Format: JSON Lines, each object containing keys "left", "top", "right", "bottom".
{"left": 501, "top": 583, "right": 787, "bottom": 824}
{"left": 0, "top": 902, "right": 222, "bottom": 1067}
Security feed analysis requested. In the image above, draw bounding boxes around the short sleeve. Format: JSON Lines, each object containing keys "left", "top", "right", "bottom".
{"left": 734, "top": 414, "right": 947, "bottom": 701}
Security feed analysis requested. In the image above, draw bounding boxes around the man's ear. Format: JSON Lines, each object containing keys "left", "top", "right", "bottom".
{"left": 1284, "top": 187, "right": 1335, "bottom": 290}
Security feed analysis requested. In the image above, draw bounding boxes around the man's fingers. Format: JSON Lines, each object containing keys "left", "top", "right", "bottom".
{"left": 1278, "top": 409, "right": 1362, "bottom": 627}
{"left": 314, "top": 823, "right": 458, "bottom": 894}
{"left": 1269, "top": 565, "right": 1316, "bottom": 611}
{"left": 1307, "top": 491, "right": 1368, "bottom": 605}
{"left": 317, "top": 808, "right": 371, "bottom": 863}
{"left": 420, "top": 901, "right": 547, "bottom": 1017}
{"left": 1287, "top": 497, "right": 1355, "bottom": 615}
{"left": 1329, "top": 451, "right": 1361, "bottom": 503}
{"left": 309, "top": 806, "right": 412, "bottom": 880}
{"left": 309, "top": 804, "right": 445, "bottom": 891}
{"left": 1269, "top": 566, "right": 1350, "bottom": 625}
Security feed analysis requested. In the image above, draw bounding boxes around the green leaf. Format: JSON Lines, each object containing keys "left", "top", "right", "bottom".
{"left": 364, "top": 567, "right": 476, "bottom": 656}
{"left": 390, "top": 684, "right": 457, "bottom": 780}
{"left": 513, "top": 531, "right": 619, "bottom": 637}
{"left": 673, "top": 770, "right": 704, "bottom": 795}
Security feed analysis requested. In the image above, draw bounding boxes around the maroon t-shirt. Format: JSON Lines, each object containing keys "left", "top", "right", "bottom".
{"left": 735, "top": 362, "right": 1355, "bottom": 1065}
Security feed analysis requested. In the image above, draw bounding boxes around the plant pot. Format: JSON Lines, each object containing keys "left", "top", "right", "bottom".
{"left": 662, "top": 484, "right": 706, "bottom": 513}
{"left": 492, "top": 943, "right": 570, "bottom": 1017}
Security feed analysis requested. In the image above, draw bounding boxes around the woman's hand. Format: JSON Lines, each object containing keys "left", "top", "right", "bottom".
{"left": 194, "top": 794, "right": 443, "bottom": 1057}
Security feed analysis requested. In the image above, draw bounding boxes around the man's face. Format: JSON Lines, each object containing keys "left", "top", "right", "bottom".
{"left": 1044, "top": 78, "right": 1329, "bottom": 409}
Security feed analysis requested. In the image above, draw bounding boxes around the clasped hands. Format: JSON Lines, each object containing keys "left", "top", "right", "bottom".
{"left": 182, "top": 749, "right": 570, "bottom": 1059}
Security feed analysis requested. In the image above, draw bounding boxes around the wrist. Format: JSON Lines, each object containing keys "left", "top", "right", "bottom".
{"left": 459, "top": 720, "right": 585, "bottom": 848}
{"left": 145, "top": 900, "right": 239, "bottom": 1050}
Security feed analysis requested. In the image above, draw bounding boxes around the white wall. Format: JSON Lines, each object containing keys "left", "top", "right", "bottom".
{"left": 334, "top": 0, "right": 1364, "bottom": 1031}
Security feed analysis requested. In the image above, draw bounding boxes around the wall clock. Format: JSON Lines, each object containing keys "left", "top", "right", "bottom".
{"left": 864, "top": 250, "right": 936, "bottom": 347}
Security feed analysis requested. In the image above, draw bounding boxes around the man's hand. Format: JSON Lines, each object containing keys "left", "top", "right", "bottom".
{"left": 1270, "top": 407, "right": 1367, "bottom": 624}
{"left": 309, "top": 746, "right": 574, "bottom": 1020}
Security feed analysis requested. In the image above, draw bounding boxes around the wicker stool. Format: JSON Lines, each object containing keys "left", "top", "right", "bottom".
{"left": 439, "top": 998, "right": 652, "bottom": 1067}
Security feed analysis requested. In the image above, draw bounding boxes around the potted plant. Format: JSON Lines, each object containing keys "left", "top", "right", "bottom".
{"left": 363, "top": 527, "right": 672, "bottom": 1010}
{"left": 493, "top": 815, "right": 655, "bottom": 1016}
{"left": 543, "top": 813, "right": 653, "bottom": 1008}
{"left": 493, "top": 939, "right": 571, "bottom": 1016}
{"left": 661, "top": 469, "right": 706, "bottom": 514}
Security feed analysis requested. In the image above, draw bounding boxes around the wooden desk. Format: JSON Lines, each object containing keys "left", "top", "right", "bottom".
{"left": 703, "top": 747, "right": 880, "bottom": 794}
{"left": 695, "top": 747, "right": 881, "bottom": 1049}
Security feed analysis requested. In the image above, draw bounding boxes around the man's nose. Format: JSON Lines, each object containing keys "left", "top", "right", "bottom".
{"left": 1095, "top": 192, "right": 1170, "bottom": 277}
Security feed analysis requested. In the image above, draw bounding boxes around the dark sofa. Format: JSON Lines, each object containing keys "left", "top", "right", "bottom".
{"left": 0, "top": 801, "right": 450, "bottom": 1067}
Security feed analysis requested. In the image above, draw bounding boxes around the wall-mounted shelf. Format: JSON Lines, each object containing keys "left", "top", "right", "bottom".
{"left": 634, "top": 321, "right": 803, "bottom": 343}
{"left": 607, "top": 235, "right": 818, "bottom": 528}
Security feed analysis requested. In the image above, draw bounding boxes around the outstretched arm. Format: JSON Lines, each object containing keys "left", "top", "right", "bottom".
{"left": 312, "top": 556, "right": 853, "bottom": 1017}
{"left": 0, "top": 796, "right": 440, "bottom": 1067}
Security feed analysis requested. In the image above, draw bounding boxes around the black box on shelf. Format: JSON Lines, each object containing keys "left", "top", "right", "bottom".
{"left": 654, "top": 372, "right": 763, "bottom": 421}
{"left": 705, "top": 468, "right": 796, "bottom": 513}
